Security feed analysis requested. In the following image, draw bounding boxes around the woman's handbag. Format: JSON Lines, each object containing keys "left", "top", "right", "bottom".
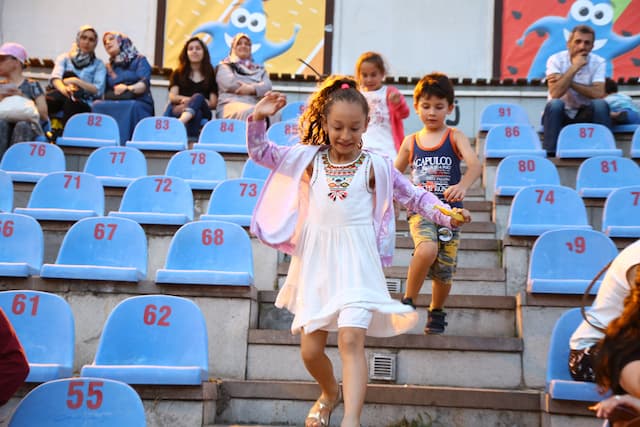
{"left": 0, "top": 95, "right": 39, "bottom": 122}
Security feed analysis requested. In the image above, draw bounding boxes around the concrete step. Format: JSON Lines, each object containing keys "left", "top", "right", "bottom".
{"left": 212, "top": 380, "right": 541, "bottom": 427}
{"left": 259, "top": 291, "right": 517, "bottom": 337}
{"left": 246, "top": 330, "right": 523, "bottom": 389}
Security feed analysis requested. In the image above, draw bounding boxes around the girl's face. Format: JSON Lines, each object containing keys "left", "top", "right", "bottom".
{"left": 78, "top": 30, "right": 98, "bottom": 54}
{"left": 103, "top": 34, "right": 120, "bottom": 57}
{"left": 233, "top": 37, "right": 252, "bottom": 60}
{"left": 187, "top": 40, "right": 204, "bottom": 63}
{"left": 322, "top": 100, "right": 369, "bottom": 158}
{"left": 414, "top": 94, "right": 454, "bottom": 131}
{"left": 358, "top": 61, "right": 384, "bottom": 92}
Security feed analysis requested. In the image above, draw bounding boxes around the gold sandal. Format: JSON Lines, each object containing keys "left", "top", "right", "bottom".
{"left": 305, "top": 387, "right": 341, "bottom": 427}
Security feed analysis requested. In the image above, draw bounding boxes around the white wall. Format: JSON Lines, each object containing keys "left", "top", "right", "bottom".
{"left": 1, "top": 0, "right": 495, "bottom": 77}
{"left": 331, "top": 0, "right": 495, "bottom": 77}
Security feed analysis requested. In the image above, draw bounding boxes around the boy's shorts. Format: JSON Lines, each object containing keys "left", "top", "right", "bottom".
{"left": 408, "top": 214, "right": 460, "bottom": 286}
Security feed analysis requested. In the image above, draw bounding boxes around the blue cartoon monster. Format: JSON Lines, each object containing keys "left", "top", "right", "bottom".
{"left": 192, "top": 0, "right": 300, "bottom": 66}
{"left": 516, "top": 0, "right": 640, "bottom": 79}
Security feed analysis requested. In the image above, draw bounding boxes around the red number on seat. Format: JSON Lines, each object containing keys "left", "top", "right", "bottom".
{"left": 66, "top": 380, "right": 103, "bottom": 410}
{"left": 109, "top": 151, "right": 126, "bottom": 164}
{"left": 154, "top": 177, "right": 172, "bottom": 192}
{"left": 517, "top": 159, "right": 535, "bottom": 172}
{"left": 632, "top": 191, "right": 640, "bottom": 206}
{"left": 0, "top": 220, "right": 14, "bottom": 237}
{"left": 600, "top": 160, "right": 617, "bottom": 173}
{"left": 498, "top": 107, "right": 511, "bottom": 117}
{"left": 504, "top": 126, "right": 520, "bottom": 138}
{"left": 579, "top": 127, "right": 594, "bottom": 138}
{"left": 63, "top": 174, "right": 81, "bottom": 189}
{"left": 239, "top": 183, "right": 257, "bottom": 197}
{"left": 219, "top": 121, "right": 235, "bottom": 132}
{"left": 29, "top": 143, "right": 46, "bottom": 156}
{"left": 155, "top": 119, "right": 169, "bottom": 130}
{"left": 284, "top": 124, "right": 296, "bottom": 135}
{"left": 11, "top": 293, "right": 39, "bottom": 316}
{"left": 87, "top": 115, "right": 102, "bottom": 127}
{"left": 565, "top": 236, "right": 586, "bottom": 253}
{"left": 190, "top": 152, "right": 206, "bottom": 165}
{"left": 202, "top": 228, "right": 224, "bottom": 245}
{"left": 94, "top": 223, "right": 118, "bottom": 240}
{"left": 534, "top": 189, "right": 555, "bottom": 204}
{"left": 143, "top": 304, "right": 171, "bottom": 326}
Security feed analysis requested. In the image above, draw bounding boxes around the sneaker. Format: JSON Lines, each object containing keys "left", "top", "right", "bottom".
{"left": 400, "top": 297, "right": 416, "bottom": 309}
{"left": 424, "top": 309, "right": 447, "bottom": 334}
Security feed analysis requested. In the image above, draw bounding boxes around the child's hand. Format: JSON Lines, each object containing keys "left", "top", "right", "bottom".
{"left": 389, "top": 92, "right": 402, "bottom": 105}
{"left": 450, "top": 208, "right": 471, "bottom": 228}
{"left": 443, "top": 184, "right": 467, "bottom": 203}
{"left": 253, "top": 91, "right": 287, "bottom": 121}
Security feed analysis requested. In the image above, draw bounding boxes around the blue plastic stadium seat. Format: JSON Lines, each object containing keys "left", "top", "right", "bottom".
{"left": 527, "top": 229, "right": 618, "bottom": 294}
{"left": 483, "top": 124, "right": 545, "bottom": 158}
{"left": 14, "top": 171, "right": 104, "bottom": 221}
{"left": 40, "top": 216, "right": 147, "bottom": 282}
{"left": 165, "top": 149, "right": 226, "bottom": 190}
{"left": 479, "top": 103, "right": 530, "bottom": 131}
{"left": 8, "top": 377, "right": 145, "bottom": 426}
{"left": 241, "top": 158, "right": 270, "bottom": 181}
{"left": 126, "top": 116, "right": 188, "bottom": 151}
{"left": 156, "top": 220, "right": 254, "bottom": 285}
{"left": 612, "top": 123, "right": 639, "bottom": 134}
{"left": 266, "top": 119, "right": 301, "bottom": 146}
{"left": 556, "top": 123, "right": 623, "bottom": 158}
{"left": 109, "top": 175, "right": 193, "bottom": 225}
{"left": 0, "top": 170, "right": 13, "bottom": 212}
{"left": 0, "top": 290, "right": 74, "bottom": 382}
{"left": 81, "top": 295, "right": 209, "bottom": 385}
{"left": 0, "top": 213, "right": 43, "bottom": 277}
{"left": 280, "top": 101, "right": 306, "bottom": 122}
{"left": 200, "top": 178, "right": 264, "bottom": 226}
{"left": 0, "top": 141, "right": 65, "bottom": 183}
{"left": 56, "top": 113, "right": 120, "bottom": 147}
{"left": 576, "top": 156, "right": 640, "bottom": 198}
{"left": 83, "top": 146, "right": 147, "bottom": 188}
{"left": 494, "top": 155, "right": 560, "bottom": 196}
{"left": 602, "top": 185, "right": 640, "bottom": 238}
{"left": 546, "top": 308, "right": 604, "bottom": 402}
{"left": 632, "top": 127, "right": 640, "bottom": 159}
{"left": 195, "top": 119, "right": 246, "bottom": 153}
{"left": 507, "top": 185, "right": 592, "bottom": 236}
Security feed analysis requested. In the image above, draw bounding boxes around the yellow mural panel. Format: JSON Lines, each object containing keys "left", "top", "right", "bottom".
{"left": 164, "top": 0, "right": 326, "bottom": 76}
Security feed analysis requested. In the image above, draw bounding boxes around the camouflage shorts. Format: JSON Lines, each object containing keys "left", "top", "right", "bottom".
{"left": 408, "top": 214, "right": 460, "bottom": 286}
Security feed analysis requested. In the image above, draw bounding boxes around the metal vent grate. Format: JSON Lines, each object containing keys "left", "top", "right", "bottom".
{"left": 385, "top": 278, "right": 402, "bottom": 294}
{"left": 369, "top": 353, "right": 396, "bottom": 381}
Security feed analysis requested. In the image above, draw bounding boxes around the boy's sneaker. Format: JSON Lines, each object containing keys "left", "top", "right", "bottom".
{"left": 424, "top": 309, "right": 447, "bottom": 334}
{"left": 400, "top": 297, "right": 416, "bottom": 309}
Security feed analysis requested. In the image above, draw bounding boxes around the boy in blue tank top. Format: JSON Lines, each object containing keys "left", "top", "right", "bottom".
{"left": 395, "top": 73, "right": 481, "bottom": 334}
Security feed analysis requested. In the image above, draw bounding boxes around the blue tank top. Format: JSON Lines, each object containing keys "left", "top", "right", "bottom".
{"left": 409, "top": 128, "right": 463, "bottom": 208}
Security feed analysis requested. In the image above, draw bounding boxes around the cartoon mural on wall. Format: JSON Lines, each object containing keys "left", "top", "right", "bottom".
{"left": 501, "top": 0, "right": 640, "bottom": 80}
{"left": 164, "top": 0, "right": 327, "bottom": 76}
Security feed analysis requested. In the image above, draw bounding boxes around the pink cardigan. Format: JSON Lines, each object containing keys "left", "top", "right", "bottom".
{"left": 386, "top": 85, "right": 410, "bottom": 152}
{"left": 247, "top": 117, "right": 452, "bottom": 267}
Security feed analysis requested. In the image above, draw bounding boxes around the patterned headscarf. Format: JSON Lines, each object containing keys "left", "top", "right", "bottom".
{"left": 221, "top": 33, "right": 263, "bottom": 76}
{"left": 104, "top": 31, "right": 139, "bottom": 67}
{"left": 69, "top": 25, "right": 97, "bottom": 69}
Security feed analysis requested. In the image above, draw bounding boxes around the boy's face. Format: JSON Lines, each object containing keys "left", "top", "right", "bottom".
{"left": 414, "top": 94, "right": 453, "bottom": 131}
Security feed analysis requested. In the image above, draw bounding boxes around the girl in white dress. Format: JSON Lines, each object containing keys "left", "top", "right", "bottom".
{"left": 247, "top": 76, "right": 471, "bottom": 427}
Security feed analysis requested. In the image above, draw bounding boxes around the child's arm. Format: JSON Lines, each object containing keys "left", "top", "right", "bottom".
{"left": 392, "top": 167, "right": 471, "bottom": 228}
{"left": 443, "top": 129, "right": 482, "bottom": 203}
{"left": 247, "top": 92, "right": 289, "bottom": 169}
{"left": 387, "top": 86, "right": 410, "bottom": 119}
{"left": 393, "top": 135, "right": 412, "bottom": 173}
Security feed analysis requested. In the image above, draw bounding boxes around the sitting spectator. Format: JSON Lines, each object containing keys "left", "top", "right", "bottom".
{"left": 589, "top": 266, "right": 640, "bottom": 424}
{"left": 0, "top": 42, "right": 48, "bottom": 157}
{"left": 165, "top": 37, "right": 217, "bottom": 139}
{"left": 542, "top": 24, "right": 610, "bottom": 156}
{"left": 46, "top": 25, "right": 106, "bottom": 134}
{"left": 216, "top": 33, "right": 271, "bottom": 121}
{"left": 0, "top": 308, "right": 29, "bottom": 406}
{"left": 92, "top": 32, "right": 154, "bottom": 144}
{"left": 605, "top": 78, "right": 640, "bottom": 126}
{"left": 569, "top": 239, "right": 640, "bottom": 382}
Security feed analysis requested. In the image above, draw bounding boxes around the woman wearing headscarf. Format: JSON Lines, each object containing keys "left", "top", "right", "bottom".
{"left": 46, "top": 25, "right": 106, "bottom": 129}
{"left": 215, "top": 33, "right": 272, "bottom": 120}
{"left": 92, "top": 31, "right": 154, "bottom": 143}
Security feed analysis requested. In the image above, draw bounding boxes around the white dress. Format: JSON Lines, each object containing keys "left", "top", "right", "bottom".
{"left": 362, "top": 85, "right": 396, "bottom": 160}
{"left": 275, "top": 150, "right": 418, "bottom": 337}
